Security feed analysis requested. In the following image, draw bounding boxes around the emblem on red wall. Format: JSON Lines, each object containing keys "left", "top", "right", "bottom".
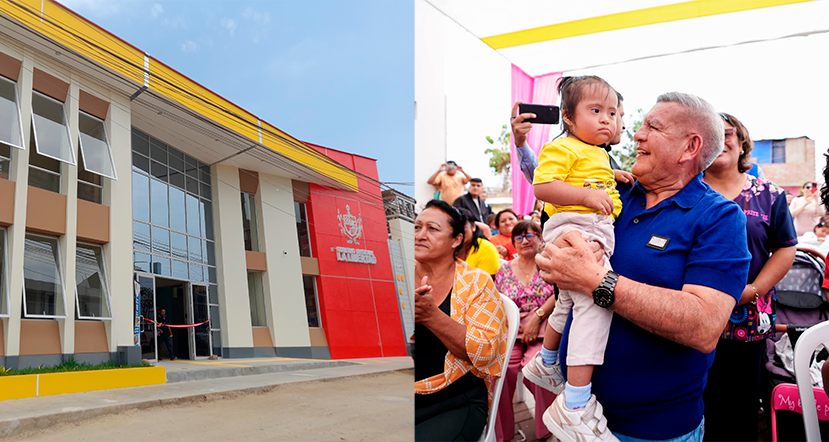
{"left": 337, "top": 205, "right": 364, "bottom": 245}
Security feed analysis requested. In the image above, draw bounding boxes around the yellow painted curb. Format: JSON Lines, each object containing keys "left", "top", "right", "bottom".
{"left": 0, "top": 374, "right": 38, "bottom": 401}
{"left": 0, "top": 367, "right": 166, "bottom": 401}
{"left": 39, "top": 367, "right": 166, "bottom": 396}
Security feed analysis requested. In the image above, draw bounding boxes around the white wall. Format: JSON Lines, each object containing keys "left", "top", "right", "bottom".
{"left": 258, "top": 174, "right": 311, "bottom": 348}
{"left": 414, "top": 0, "right": 511, "bottom": 207}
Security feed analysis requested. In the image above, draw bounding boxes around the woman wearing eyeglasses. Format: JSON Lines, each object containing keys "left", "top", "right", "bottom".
{"left": 790, "top": 180, "right": 827, "bottom": 236}
{"left": 701, "top": 113, "right": 798, "bottom": 441}
{"left": 493, "top": 219, "right": 557, "bottom": 442}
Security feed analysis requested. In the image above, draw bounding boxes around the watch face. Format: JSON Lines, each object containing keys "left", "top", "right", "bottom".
{"left": 593, "top": 288, "right": 614, "bottom": 308}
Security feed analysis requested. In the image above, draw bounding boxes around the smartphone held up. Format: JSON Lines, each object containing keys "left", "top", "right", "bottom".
{"left": 518, "top": 103, "right": 560, "bottom": 125}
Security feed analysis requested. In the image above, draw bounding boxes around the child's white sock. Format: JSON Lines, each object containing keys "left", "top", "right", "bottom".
{"left": 540, "top": 347, "right": 558, "bottom": 366}
{"left": 564, "top": 382, "right": 591, "bottom": 410}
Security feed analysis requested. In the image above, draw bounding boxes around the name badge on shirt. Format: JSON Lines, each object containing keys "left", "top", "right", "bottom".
{"left": 646, "top": 235, "right": 670, "bottom": 251}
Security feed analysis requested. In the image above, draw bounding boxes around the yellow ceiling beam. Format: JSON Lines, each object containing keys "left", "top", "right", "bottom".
{"left": 482, "top": 0, "right": 817, "bottom": 50}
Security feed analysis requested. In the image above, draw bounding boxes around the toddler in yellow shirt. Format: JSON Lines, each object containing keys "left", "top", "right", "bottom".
{"left": 522, "top": 75, "right": 630, "bottom": 442}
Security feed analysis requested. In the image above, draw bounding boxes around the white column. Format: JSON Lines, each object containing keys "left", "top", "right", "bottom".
{"left": 105, "top": 91, "right": 133, "bottom": 352}
{"left": 58, "top": 80, "right": 79, "bottom": 355}
{"left": 4, "top": 53, "right": 34, "bottom": 358}
{"left": 212, "top": 164, "right": 253, "bottom": 350}
{"left": 257, "top": 174, "right": 310, "bottom": 348}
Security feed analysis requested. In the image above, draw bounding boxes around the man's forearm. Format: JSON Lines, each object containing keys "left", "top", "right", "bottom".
{"left": 611, "top": 277, "right": 735, "bottom": 353}
{"left": 516, "top": 144, "right": 538, "bottom": 184}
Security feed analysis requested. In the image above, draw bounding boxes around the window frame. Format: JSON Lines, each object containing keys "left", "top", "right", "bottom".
{"left": 30, "top": 90, "right": 75, "bottom": 166}
{"left": 771, "top": 140, "right": 786, "bottom": 164}
{"left": 77, "top": 110, "right": 117, "bottom": 180}
{"left": 74, "top": 241, "right": 113, "bottom": 320}
{"left": 0, "top": 228, "right": 9, "bottom": 318}
{"left": 303, "top": 275, "right": 322, "bottom": 329}
{"left": 241, "top": 191, "right": 260, "bottom": 252}
{"left": 247, "top": 271, "right": 267, "bottom": 327}
{"left": 294, "top": 201, "right": 313, "bottom": 258}
{"left": 22, "top": 233, "right": 67, "bottom": 319}
{"left": 0, "top": 74, "right": 26, "bottom": 151}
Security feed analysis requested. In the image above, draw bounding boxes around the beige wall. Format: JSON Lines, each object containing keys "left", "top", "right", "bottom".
{"left": 258, "top": 174, "right": 311, "bottom": 348}
{"left": 212, "top": 163, "right": 254, "bottom": 349}
{"left": 106, "top": 91, "right": 133, "bottom": 352}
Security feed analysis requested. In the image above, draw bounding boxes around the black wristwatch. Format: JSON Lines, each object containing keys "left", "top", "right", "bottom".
{"left": 592, "top": 271, "right": 619, "bottom": 308}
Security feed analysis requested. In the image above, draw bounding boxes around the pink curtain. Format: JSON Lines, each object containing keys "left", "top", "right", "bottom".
{"left": 510, "top": 65, "right": 562, "bottom": 216}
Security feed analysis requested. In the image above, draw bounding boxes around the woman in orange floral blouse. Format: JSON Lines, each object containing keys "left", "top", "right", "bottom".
{"left": 414, "top": 199, "right": 507, "bottom": 441}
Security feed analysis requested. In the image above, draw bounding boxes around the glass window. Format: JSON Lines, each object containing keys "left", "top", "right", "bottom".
{"left": 133, "top": 171, "right": 150, "bottom": 223}
{"left": 188, "top": 236, "right": 202, "bottom": 264}
{"left": 134, "top": 252, "right": 151, "bottom": 273}
{"left": 151, "top": 178, "right": 169, "bottom": 228}
{"left": 133, "top": 221, "right": 151, "bottom": 253}
{"left": 0, "top": 76, "right": 24, "bottom": 150}
{"left": 186, "top": 194, "right": 201, "bottom": 236}
{"left": 31, "top": 91, "right": 74, "bottom": 165}
{"left": 77, "top": 147, "right": 103, "bottom": 204}
{"left": 172, "top": 259, "right": 188, "bottom": 280}
{"left": 295, "top": 202, "right": 312, "bottom": 257}
{"left": 78, "top": 111, "right": 116, "bottom": 179}
{"left": 247, "top": 272, "right": 267, "bottom": 327}
{"left": 132, "top": 129, "right": 149, "bottom": 157}
{"left": 152, "top": 255, "right": 171, "bottom": 276}
{"left": 189, "top": 263, "right": 204, "bottom": 282}
{"left": 302, "top": 276, "right": 321, "bottom": 328}
{"left": 75, "top": 243, "right": 111, "bottom": 319}
{"left": 201, "top": 199, "right": 214, "bottom": 241}
{"left": 169, "top": 186, "right": 186, "bottom": 233}
{"left": 29, "top": 131, "right": 61, "bottom": 193}
{"left": 772, "top": 140, "right": 786, "bottom": 164}
{"left": 23, "top": 235, "right": 66, "bottom": 318}
{"left": 132, "top": 152, "right": 149, "bottom": 174}
{"left": 241, "top": 192, "right": 259, "bottom": 252}
{"left": 151, "top": 226, "right": 170, "bottom": 256}
{"left": 205, "top": 241, "right": 216, "bottom": 266}
{"left": 171, "top": 231, "right": 188, "bottom": 260}
{"left": 0, "top": 142, "right": 11, "bottom": 180}
{"left": 0, "top": 229, "right": 7, "bottom": 317}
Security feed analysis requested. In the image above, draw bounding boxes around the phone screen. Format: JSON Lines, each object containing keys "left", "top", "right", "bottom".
{"left": 812, "top": 183, "right": 818, "bottom": 194}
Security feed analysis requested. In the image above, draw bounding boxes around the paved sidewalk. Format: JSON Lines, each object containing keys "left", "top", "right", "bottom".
{"left": 0, "top": 356, "right": 413, "bottom": 439}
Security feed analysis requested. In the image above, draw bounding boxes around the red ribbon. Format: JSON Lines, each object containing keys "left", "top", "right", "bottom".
{"left": 142, "top": 317, "right": 209, "bottom": 328}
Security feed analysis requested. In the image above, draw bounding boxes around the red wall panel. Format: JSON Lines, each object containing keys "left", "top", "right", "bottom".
{"left": 306, "top": 145, "right": 407, "bottom": 359}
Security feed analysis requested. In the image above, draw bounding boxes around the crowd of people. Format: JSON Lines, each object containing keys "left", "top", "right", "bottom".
{"left": 415, "top": 74, "right": 829, "bottom": 442}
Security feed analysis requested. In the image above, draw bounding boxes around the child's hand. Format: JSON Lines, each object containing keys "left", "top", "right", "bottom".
{"left": 614, "top": 170, "right": 635, "bottom": 184}
{"left": 583, "top": 191, "right": 614, "bottom": 216}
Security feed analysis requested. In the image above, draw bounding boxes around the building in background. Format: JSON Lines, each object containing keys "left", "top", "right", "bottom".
{"left": 752, "top": 137, "right": 817, "bottom": 195}
{"left": 0, "top": 0, "right": 405, "bottom": 368}
{"left": 382, "top": 189, "right": 415, "bottom": 354}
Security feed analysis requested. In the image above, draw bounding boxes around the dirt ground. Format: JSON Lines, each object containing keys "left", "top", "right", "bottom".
{"left": 8, "top": 370, "right": 413, "bottom": 442}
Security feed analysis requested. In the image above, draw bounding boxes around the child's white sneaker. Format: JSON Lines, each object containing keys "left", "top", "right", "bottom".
{"left": 521, "top": 351, "right": 564, "bottom": 394}
{"left": 542, "top": 393, "right": 619, "bottom": 442}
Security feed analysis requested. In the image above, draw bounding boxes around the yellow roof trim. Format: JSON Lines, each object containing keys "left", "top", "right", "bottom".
{"left": 481, "top": 0, "right": 817, "bottom": 50}
{"left": 0, "top": 0, "right": 358, "bottom": 191}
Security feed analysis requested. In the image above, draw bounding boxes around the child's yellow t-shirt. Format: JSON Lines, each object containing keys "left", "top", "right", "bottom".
{"left": 533, "top": 137, "right": 623, "bottom": 219}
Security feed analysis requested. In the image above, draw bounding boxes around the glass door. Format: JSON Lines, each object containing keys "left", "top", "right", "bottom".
{"left": 136, "top": 273, "right": 157, "bottom": 361}
{"left": 188, "top": 283, "right": 211, "bottom": 358}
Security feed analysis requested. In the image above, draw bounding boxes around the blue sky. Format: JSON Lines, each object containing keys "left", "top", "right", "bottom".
{"left": 60, "top": 0, "right": 414, "bottom": 194}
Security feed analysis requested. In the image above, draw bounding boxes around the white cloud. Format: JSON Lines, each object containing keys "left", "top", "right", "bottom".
{"left": 220, "top": 18, "right": 237, "bottom": 36}
{"left": 242, "top": 7, "right": 272, "bottom": 43}
{"left": 242, "top": 7, "right": 271, "bottom": 26}
{"left": 180, "top": 40, "right": 199, "bottom": 53}
{"left": 150, "top": 3, "right": 163, "bottom": 18}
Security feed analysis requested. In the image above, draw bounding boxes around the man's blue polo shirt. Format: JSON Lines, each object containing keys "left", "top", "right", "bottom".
{"left": 559, "top": 174, "right": 750, "bottom": 440}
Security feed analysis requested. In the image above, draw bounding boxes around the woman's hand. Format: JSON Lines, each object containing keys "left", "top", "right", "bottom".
{"left": 614, "top": 170, "right": 636, "bottom": 184}
{"left": 521, "top": 313, "right": 542, "bottom": 344}
{"left": 496, "top": 245, "right": 508, "bottom": 258}
{"left": 415, "top": 276, "right": 438, "bottom": 325}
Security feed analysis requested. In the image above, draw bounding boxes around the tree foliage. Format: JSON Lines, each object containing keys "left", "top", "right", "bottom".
{"left": 610, "top": 107, "right": 645, "bottom": 172}
{"left": 485, "top": 124, "right": 512, "bottom": 190}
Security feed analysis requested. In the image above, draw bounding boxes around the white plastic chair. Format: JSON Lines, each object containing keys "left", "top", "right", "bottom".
{"left": 480, "top": 294, "right": 520, "bottom": 442}
{"left": 793, "top": 320, "right": 829, "bottom": 441}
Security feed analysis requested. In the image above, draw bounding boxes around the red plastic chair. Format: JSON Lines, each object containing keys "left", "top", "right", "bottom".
{"left": 770, "top": 383, "right": 829, "bottom": 441}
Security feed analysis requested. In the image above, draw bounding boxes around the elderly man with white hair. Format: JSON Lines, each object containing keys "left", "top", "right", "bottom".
{"left": 536, "top": 92, "right": 751, "bottom": 442}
